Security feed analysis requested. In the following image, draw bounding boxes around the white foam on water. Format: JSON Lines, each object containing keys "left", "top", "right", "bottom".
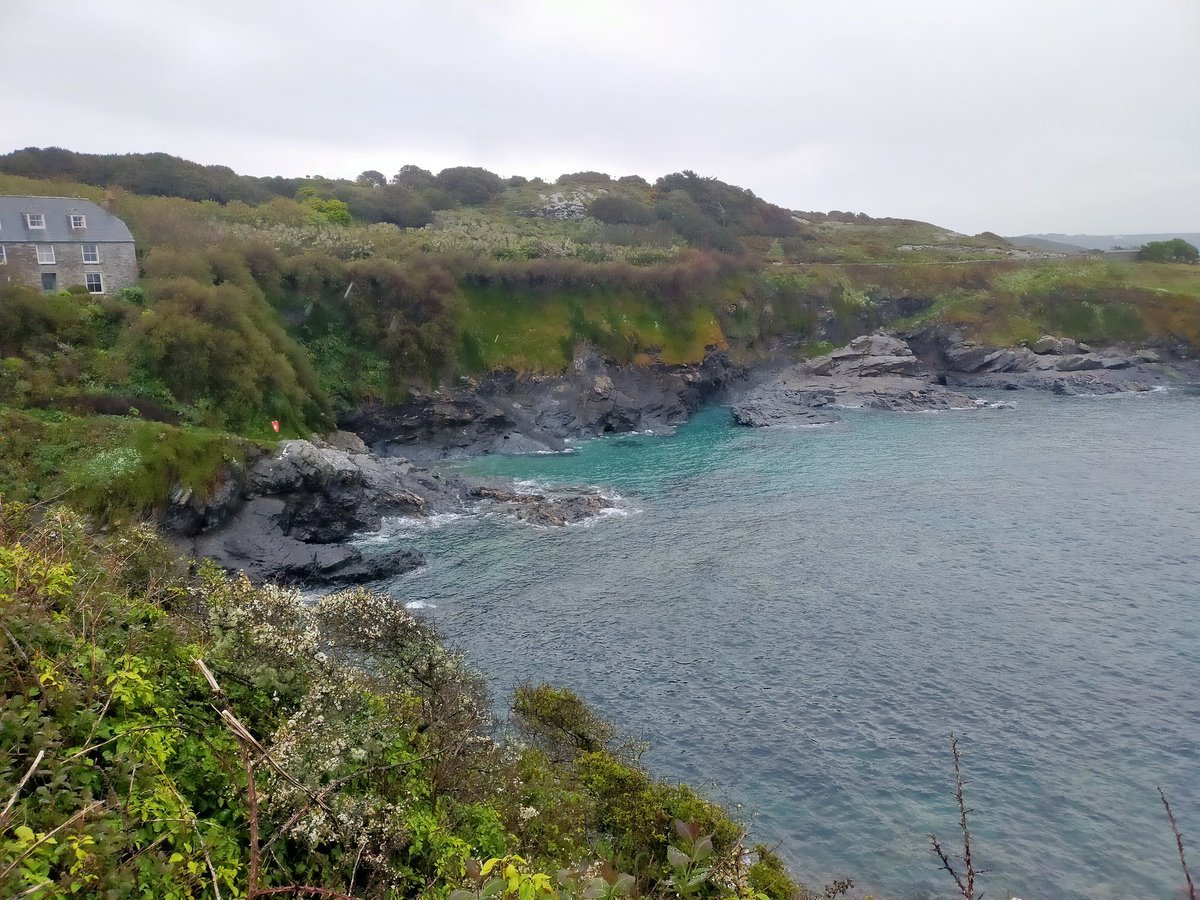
{"left": 357, "top": 512, "right": 466, "bottom": 544}
{"left": 405, "top": 599, "right": 436, "bottom": 610}
{"left": 1074, "top": 386, "right": 1167, "bottom": 399}
{"left": 581, "top": 505, "right": 642, "bottom": 525}
{"left": 512, "top": 478, "right": 549, "bottom": 492}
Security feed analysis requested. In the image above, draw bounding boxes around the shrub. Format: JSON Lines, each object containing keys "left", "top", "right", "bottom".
{"left": 1137, "top": 239, "right": 1199, "bottom": 263}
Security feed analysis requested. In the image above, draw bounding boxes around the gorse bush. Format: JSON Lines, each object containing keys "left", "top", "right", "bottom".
{"left": 0, "top": 502, "right": 849, "bottom": 899}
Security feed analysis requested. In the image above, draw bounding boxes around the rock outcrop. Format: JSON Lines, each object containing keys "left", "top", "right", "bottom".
{"left": 172, "top": 438, "right": 615, "bottom": 585}
{"left": 730, "top": 334, "right": 984, "bottom": 427}
{"left": 906, "top": 325, "right": 1176, "bottom": 394}
{"left": 340, "top": 348, "right": 743, "bottom": 459}
{"left": 807, "top": 333, "right": 929, "bottom": 378}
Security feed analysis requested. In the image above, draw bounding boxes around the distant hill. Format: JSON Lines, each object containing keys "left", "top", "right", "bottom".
{"left": 1004, "top": 235, "right": 1091, "bottom": 254}
{"left": 1011, "top": 232, "right": 1200, "bottom": 252}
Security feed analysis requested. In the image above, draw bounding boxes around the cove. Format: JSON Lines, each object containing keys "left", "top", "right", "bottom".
{"left": 373, "top": 391, "right": 1200, "bottom": 899}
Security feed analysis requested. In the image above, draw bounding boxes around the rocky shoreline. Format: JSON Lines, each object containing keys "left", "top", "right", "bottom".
{"left": 729, "top": 328, "right": 1198, "bottom": 427}
{"left": 168, "top": 433, "right": 616, "bottom": 586}
{"left": 338, "top": 347, "right": 743, "bottom": 459}
{"left": 171, "top": 329, "right": 1197, "bottom": 587}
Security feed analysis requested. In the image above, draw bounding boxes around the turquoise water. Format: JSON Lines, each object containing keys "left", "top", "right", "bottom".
{"left": 374, "top": 391, "right": 1200, "bottom": 899}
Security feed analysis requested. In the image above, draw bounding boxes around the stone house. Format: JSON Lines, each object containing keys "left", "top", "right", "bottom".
{"left": 0, "top": 196, "right": 137, "bottom": 295}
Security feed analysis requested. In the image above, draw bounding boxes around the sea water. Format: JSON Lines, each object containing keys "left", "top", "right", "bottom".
{"left": 374, "top": 390, "right": 1200, "bottom": 899}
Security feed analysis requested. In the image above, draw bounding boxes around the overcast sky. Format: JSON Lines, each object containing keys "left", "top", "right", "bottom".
{"left": 4, "top": 0, "right": 1198, "bottom": 235}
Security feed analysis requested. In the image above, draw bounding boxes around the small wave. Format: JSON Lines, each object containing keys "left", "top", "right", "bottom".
{"left": 512, "top": 478, "right": 548, "bottom": 492}
{"left": 405, "top": 599, "right": 436, "bottom": 610}
{"left": 591, "top": 486, "right": 627, "bottom": 503}
{"left": 562, "top": 505, "right": 643, "bottom": 528}
{"left": 909, "top": 402, "right": 1014, "bottom": 413}
{"left": 1072, "top": 386, "right": 1165, "bottom": 399}
{"left": 357, "top": 513, "right": 465, "bottom": 544}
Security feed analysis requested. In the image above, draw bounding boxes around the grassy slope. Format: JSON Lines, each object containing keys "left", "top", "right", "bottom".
{"left": 0, "top": 408, "right": 262, "bottom": 523}
{"left": 3, "top": 170, "right": 1197, "bottom": 378}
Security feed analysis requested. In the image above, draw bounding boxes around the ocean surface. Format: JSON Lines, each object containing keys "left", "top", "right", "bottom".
{"left": 369, "top": 390, "right": 1200, "bottom": 899}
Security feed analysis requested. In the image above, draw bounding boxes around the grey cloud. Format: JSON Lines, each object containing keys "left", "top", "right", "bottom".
{"left": 3, "top": 0, "right": 1197, "bottom": 233}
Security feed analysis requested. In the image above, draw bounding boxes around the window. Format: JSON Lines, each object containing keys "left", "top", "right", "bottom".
{"left": 36, "top": 245, "right": 55, "bottom": 264}
{"left": 25, "top": 213, "right": 46, "bottom": 229}
{"left": 85, "top": 273, "right": 104, "bottom": 294}
{"left": 0, "top": 246, "right": 5, "bottom": 264}
{"left": 70, "top": 214, "right": 87, "bottom": 229}
{"left": 82, "top": 244, "right": 100, "bottom": 263}
{"left": 41, "top": 273, "right": 57, "bottom": 292}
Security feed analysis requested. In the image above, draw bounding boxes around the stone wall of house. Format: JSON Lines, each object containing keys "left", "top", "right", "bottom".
{"left": 0, "top": 241, "right": 138, "bottom": 294}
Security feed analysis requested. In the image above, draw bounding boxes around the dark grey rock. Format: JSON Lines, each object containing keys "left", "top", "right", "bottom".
{"left": 162, "top": 463, "right": 250, "bottom": 536}
{"left": 807, "top": 333, "right": 928, "bottom": 377}
{"left": 339, "top": 348, "right": 742, "bottom": 461}
{"left": 1055, "top": 354, "right": 1104, "bottom": 372}
{"left": 469, "top": 485, "right": 614, "bottom": 527}
{"left": 731, "top": 393, "right": 840, "bottom": 427}
{"left": 177, "top": 436, "right": 620, "bottom": 586}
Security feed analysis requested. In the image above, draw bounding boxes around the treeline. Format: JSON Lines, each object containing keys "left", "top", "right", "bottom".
{"left": 0, "top": 148, "right": 517, "bottom": 228}
{"left": 583, "top": 170, "right": 797, "bottom": 253}
{"left": 1, "top": 149, "right": 802, "bottom": 253}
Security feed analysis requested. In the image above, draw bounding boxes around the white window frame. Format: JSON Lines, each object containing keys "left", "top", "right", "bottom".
{"left": 82, "top": 243, "right": 100, "bottom": 264}
{"left": 0, "top": 246, "right": 6, "bottom": 264}
{"left": 85, "top": 273, "right": 104, "bottom": 294}
{"left": 36, "top": 245, "right": 56, "bottom": 264}
{"left": 70, "top": 214, "right": 87, "bottom": 229}
{"left": 25, "top": 213, "right": 46, "bottom": 229}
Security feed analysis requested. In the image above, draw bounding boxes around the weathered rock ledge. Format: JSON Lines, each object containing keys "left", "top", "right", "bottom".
{"left": 730, "top": 334, "right": 987, "bottom": 426}
{"left": 731, "top": 330, "right": 1198, "bottom": 427}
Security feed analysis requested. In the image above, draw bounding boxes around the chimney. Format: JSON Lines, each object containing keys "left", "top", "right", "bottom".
{"left": 101, "top": 190, "right": 116, "bottom": 212}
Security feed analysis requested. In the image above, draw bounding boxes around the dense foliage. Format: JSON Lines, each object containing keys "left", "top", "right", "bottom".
{"left": 1137, "top": 239, "right": 1199, "bottom": 264}
{"left": 0, "top": 502, "right": 850, "bottom": 899}
{"left": 0, "top": 408, "right": 260, "bottom": 523}
{"left": 2, "top": 151, "right": 1199, "bottom": 437}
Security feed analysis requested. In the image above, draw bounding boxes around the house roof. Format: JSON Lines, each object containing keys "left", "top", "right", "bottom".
{"left": 0, "top": 196, "right": 135, "bottom": 243}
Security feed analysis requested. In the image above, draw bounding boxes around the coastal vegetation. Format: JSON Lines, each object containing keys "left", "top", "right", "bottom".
{"left": 0, "top": 501, "right": 850, "bottom": 899}
{"left": 1137, "top": 238, "right": 1199, "bottom": 264}
{"left": 2, "top": 149, "right": 1199, "bottom": 896}
{"left": 3, "top": 151, "right": 1198, "bottom": 428}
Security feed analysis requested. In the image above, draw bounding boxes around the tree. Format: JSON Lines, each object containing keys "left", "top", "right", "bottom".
{"left": 355, "top": 169, "right": 387, "bottom": 188}
{"left": 434, "top": 166, "right": 504, "bottom": 205}
{"left": 588, "top": 194, "right": 654, "bottom": 225}
{"left": 392, "top": 164, "right": 434, "bottom": 186}
{"left": 1138, "top": 239, "right": 1199, "bottom": 263}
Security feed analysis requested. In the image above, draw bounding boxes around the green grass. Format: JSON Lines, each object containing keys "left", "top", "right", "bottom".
{"left": 0, "top": 408, "right": 264, "bottom": 523}
{"left": 459, "top": 286, "right": 726, "bottom": 371}
{"left": 883, "top": 259, "right": 1200, "bottom": 347}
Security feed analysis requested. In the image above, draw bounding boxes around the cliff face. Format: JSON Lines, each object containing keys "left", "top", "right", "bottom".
{"left": 339, "top": 348, "right": 745, "bottom": 460}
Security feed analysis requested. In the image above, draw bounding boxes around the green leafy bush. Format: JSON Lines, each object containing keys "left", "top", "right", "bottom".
{"left": 1, "top": 503, "right": 835, "bottom": 899}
